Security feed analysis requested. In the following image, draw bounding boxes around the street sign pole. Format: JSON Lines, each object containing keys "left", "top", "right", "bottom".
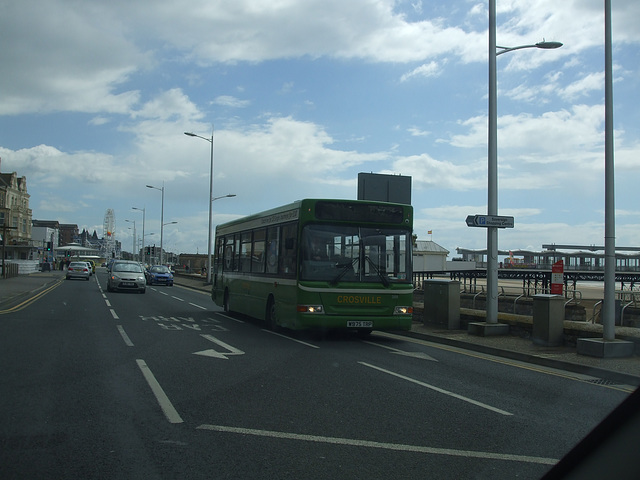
{"left": 465, "top": 212, "right": 514, "bottom": 336}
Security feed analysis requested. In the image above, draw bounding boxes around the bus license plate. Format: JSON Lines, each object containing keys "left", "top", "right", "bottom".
{"left": 347, "top": 321, "right": 373, "bottom": 328}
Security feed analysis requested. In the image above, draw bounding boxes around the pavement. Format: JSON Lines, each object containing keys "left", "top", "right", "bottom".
{"left": 2, "top": 269, "right": 639, "bottom": 388}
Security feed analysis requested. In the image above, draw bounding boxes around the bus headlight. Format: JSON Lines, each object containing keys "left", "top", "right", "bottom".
{"left": 297, "top": 305, "right": 324, "bottom": 314}
{"left": 393, "top": 306, "right": 413, "bottom": 315}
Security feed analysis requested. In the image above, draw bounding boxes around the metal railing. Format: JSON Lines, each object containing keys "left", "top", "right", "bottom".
{"left": 589, "top": 290, "right": 640, "bottom": 324}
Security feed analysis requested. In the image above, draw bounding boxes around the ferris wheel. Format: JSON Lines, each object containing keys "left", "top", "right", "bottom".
{"left": 103, "top": 209, "right": 116, "bottom": 258}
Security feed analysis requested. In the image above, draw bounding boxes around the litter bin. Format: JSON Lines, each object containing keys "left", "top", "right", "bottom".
{"left": 532, "top": 294, "right": 564, "bottom": 346}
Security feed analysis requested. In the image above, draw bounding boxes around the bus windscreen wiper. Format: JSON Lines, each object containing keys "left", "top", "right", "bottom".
{"left": 331, "top": 259, "right": 357, "bottom": 286}
{"left": 364, "top": 255, "right": 390, "bottom": 287}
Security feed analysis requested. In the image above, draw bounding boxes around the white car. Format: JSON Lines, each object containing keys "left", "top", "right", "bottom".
{"left": 66, "top": 261, "right": 90, "bottom": 281}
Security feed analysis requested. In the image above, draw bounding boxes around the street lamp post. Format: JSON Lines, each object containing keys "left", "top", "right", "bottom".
{"left": 574, "top": 0, "right": 632, "bottom": 358}
{"left": 485, "top": 0, "right": 562, "bottom": 328}
{"left": 125, "top": 220, "right": 136, "bottom": 261}
{"left": 132, "top": 206, "right": 145, "bottom": 264}
{"left": 184, "top": 128, "right": 235, "bottom": 284}
{"left": 146, "top": 183, "right": 165, "bottom": 265}
{"left": 603, "top": 0, "right": 615, "bottom": 342}
{"left": 184, "top": 128, "right": 215, "bottom": 283}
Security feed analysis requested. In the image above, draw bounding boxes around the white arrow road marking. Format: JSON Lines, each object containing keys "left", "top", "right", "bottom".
{"left": 362, "top": 340, "right": 438, "bottom": 361}
{"left": 193, "top": 334, "right": 245, "bottom": 359}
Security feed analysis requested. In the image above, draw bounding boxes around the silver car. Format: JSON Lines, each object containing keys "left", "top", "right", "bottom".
{"left": 66, "top": 261, "right": 91, "bottom": 281}
{"left": 107, "top": 260, "right": 146, "bottom": 293}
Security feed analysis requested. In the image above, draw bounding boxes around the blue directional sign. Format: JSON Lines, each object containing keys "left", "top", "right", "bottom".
{"left": 466, "top": 215, "right": 514, "bottom": 228}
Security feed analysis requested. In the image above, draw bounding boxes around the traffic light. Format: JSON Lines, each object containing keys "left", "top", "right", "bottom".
{"left": 46, "top": 241, "right": 52, "bottom": 251}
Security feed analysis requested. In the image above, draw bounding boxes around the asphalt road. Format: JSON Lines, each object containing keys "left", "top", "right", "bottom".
{"left": 0, "top": 269, "right": 631, "bottom": 479}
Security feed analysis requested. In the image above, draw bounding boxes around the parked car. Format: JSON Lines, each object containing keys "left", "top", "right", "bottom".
{"left": 145, "top": 265, "right": 174, "bottom": 286}
{"left": 107, "top": 260, "right": 146, "bottom": 293}
{"left": 66, "top": 261, "right": 91, "bottom": 281}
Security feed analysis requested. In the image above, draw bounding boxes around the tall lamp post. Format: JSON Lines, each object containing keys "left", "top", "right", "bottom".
{"left": 602, "top": 0, "right": 615, "bottom": 342}
{"left": 184, "top": 127, "right": 235, "bottom": 283}
{"left": 575, "top": 0, "right": 633, "bottom": 358}
{"left": 132, "top": 206, "right": 145, "bottom": 264}
{"left": 485, "top": 0, "right": 562, "bottom": 327}
{"left": 184, "top": 128, "right": 214, "bottom": 283}
{"left": 125, "top": 219, "right": 136, "bottom": 261}
{"left": 146, "top": 182, "right": 165, "bottom": 265}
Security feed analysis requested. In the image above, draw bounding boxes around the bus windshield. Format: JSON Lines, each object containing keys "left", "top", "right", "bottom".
{"left": 300, "top": 224, "right": 412, "bottom": 284}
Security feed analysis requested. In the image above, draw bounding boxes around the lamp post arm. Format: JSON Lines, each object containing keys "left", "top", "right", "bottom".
{"left": 496, "top": 44, "right": 536, "bottom": 56}
{"left": 184, "top": 132, "right": 212, "bottom": 143}
{"left": 497, "top": 41, "right": 563, "bottom": 56}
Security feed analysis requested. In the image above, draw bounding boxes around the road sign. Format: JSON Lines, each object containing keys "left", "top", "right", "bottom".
{"left": 551, "top": 260, "right": 564, "bottom": 295}
{"left": 465, "top": 215, "right": 514, "bottom": 228}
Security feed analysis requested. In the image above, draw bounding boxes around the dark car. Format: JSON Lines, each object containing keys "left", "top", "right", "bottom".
{"left": 145, "top": 265, "right": 174, "bottom": 286}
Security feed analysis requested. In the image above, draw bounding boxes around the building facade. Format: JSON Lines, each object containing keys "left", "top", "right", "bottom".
{"left": 0, "top": 158, "right": 33, "bottom": 260}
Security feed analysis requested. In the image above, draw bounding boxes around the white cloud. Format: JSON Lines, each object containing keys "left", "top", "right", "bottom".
{"left": 558, "top": 72, "right": 604, "bottom": 101}
{"left": 5, "top": 0, "right": 637, "bottom": 119}
{"left": 131, "top": 89, "right": 202, "bottom": 121}
{"left": 407, "top": 127, "right": 431, "bottom": 137}
{"left": 449, "top": 104, "right": 605, "bottom": 160}
{"left": 389, "top": 153, "right": 486, "bottom": 191}
{"left": 212, "top": 95, "right": 251, "bottom": 108}
{"left": 0, "top": 0, "right": 147, "bottom": 115}
{"left": 400, "top": 61, "right": 443, "bottom": 82}
{"left": 1, "top": 144, "right": 122, "bottom": 188}
{"left": 218, "top": 116, "right": 387, "bottom": 182}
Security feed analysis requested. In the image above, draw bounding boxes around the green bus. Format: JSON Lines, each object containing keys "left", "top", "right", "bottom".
{"left": 212, "top": 199, "right": 414, "bottom": 333}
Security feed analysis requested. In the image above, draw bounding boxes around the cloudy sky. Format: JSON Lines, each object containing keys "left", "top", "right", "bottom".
{"left": 1, "top": 0, "right": 638, "bottom": 259}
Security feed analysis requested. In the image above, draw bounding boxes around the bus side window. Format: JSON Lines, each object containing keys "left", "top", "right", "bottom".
{"left": 234, "top": 235, "right": 241, "bottom": 271}
{"left": 266, "top": 226, "right": 279, "bottom": 274}
{"left": 252, "top": 229, "right": 266, "bottom": 273}
{"left": 241, "top": 232, "right": 252, "bottom": 272}
{"left": 223, "top": 236, "right": 234, "bottom": 271}
{"left": 279, "top": 223, "right": 297, "bottom": 276}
